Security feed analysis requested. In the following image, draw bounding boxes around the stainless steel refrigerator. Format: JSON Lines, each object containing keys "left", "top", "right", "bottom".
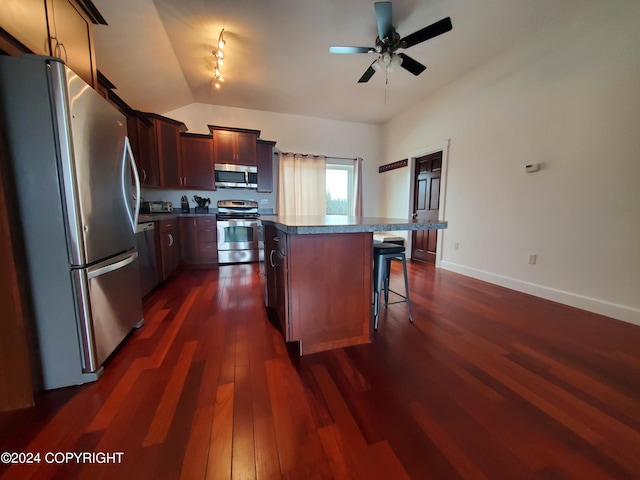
{"left": 0, "top": 55, "right": 144, "bottom": 390}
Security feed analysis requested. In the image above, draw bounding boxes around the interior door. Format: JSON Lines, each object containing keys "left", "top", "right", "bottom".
{"left": 411, "top": 152, "right": 442, "bottom": 264}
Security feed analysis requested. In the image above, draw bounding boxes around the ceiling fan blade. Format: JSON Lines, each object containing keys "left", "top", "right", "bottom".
{"left": 397, "top": 53, "right": 426, "bottom": 76}
{"left": 374, "top": 1, "right": 393, "bottom": 40}
{"left": 358, "top": 62, "right": 377, "bottom": 83}
{"left": 329, "top": 46, "right": 374, "bottom": 54}
{"left": 400, "top": 17, "right": 452, "bottom": 49}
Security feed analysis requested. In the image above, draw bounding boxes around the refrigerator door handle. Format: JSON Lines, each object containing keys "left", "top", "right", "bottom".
{"left": 88, "top": 251, "right": 139, "bottom": 279}
{"left": 123, "top": 136, "right": 141, "bottom": 231}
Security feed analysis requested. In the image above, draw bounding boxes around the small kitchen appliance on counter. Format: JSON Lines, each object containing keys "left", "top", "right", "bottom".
{"left": 140, "top": 201, "right": 173, "bottom": 214}
{"left": 216, "top": 200, "right": 260, "bottom": 264}
{"left": 181, "top": 195, "right": 190, "bottom": 213}
{"left": 193, "top": 195, "right": 211, "bottom": 213}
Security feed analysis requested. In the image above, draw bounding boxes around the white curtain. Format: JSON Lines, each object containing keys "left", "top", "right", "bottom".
{"left": 353, "top": 157, "right": 363, "bottom": 216}
{"left": 277, "top": 153, "right": 327, "bottom": 216}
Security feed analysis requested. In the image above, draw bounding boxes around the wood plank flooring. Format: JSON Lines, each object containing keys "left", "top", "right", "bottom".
{"left": 1, "top": 262, "right": 640, "bottom": 479}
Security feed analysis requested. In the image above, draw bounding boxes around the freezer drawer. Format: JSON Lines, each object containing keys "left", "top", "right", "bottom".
{"left": 75, "top": 251, "right": 144, "bottom": 371}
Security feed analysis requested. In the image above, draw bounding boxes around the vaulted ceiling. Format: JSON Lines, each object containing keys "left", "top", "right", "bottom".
{"left": 91, "top": 0, "right": 584, "bottom": 125}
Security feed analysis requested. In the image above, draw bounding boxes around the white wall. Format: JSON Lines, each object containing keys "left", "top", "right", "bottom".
{"left": 380, "top": 1, "right": 640, "bottom": 325}
{"left": 145, "top": 104, "right": 383, "bottom": 215}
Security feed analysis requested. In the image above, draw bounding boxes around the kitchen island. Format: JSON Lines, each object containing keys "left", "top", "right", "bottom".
{"left": 260, "top": 216, "right": 447, "bottom": 354}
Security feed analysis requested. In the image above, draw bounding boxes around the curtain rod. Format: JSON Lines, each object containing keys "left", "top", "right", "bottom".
{"left": 273, "top": 152, "right": 359, "bottom": 161}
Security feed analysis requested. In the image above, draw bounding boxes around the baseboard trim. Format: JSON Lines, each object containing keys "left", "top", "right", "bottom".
{"left": 439, "top": 261, "right": 640, "bottom": 326}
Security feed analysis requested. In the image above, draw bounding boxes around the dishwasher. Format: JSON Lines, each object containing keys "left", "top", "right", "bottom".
{"left": 135, "top": 222, "right": 158, "bottom": 297}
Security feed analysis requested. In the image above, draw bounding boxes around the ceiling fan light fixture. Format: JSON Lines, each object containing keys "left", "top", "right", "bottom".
{"left": 386, "top": 53, "right": 402, "bottom": 72}
{"left": 372, "top": 52, "right": 403, "bottom": 73}
{"left": 328, "top": 1, "right": 452, "bottom": 83}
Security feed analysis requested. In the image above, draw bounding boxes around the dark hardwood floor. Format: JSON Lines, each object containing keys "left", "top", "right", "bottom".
{"left": 1, "top": 261, "right": 639, "bottom": 479}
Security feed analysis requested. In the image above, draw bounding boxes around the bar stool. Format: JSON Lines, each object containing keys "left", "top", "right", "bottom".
{"left": 373, "top": 242, "right": 413, "bottom": 330}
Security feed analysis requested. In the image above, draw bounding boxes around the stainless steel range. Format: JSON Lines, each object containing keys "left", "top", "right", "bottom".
{"left": 216, "top": 200, "right": 260, "bottom": 264}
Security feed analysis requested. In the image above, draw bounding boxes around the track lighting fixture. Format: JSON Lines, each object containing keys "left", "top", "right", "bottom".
{"left": 212, "top": 29, "right": 226, "bottom": 89}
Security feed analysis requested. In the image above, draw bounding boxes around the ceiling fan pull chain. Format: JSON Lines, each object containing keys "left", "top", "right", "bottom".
{"left": 385, "top": 71, "right": 389, "bottom": 106}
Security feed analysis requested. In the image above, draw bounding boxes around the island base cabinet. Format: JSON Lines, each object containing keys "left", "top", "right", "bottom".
{"left": 268, "top": 230, "right": 372, "bottom": 355}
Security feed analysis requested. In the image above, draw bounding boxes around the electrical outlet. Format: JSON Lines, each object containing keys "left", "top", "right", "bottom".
{"left": 528, "top": 254, "right": 537, "bottom": 265}
{"left": 454, "top": 242, "right": 459, "bottom": 251}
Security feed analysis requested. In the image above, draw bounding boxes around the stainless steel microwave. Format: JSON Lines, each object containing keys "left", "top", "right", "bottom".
{"left": 214, "top": 163, "right": 258, "bottom": 188}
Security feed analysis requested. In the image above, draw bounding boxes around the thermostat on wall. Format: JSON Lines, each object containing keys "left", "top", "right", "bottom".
{"left": 525, "top": 163, "right": 541, "bottom": 173}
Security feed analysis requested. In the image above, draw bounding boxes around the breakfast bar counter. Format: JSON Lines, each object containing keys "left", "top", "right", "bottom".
{"left": 260, "top": 216, "right": 447, "bottom": 354}
{"left": 260, "top": 215, "right": 447, "bottom": 234}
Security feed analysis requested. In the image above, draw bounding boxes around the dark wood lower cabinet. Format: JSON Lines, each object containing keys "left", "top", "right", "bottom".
{"left": 157, "top": 220, "right": 179, "bottom": 281}
{"left": 265, "top": 225, "right": 372, "bottom": 354}
{"left": 0, "top": 127, "right": 34, "bottom": 411}
{"left": 179, "top": 216, "right": 218, "bottom": 266}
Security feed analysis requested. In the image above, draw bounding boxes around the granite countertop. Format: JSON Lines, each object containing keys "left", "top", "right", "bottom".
{"left": 260, "top": 215, "right": 448, "bottom": 234}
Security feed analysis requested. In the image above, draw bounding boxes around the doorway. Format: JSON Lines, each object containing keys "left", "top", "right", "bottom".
{"left": 411, "top": 152, "right": 442, "bottom": 264}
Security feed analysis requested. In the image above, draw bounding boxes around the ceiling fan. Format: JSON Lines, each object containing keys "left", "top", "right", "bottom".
{"left": 329, "top": 1, "right": 452, "bottom": 83}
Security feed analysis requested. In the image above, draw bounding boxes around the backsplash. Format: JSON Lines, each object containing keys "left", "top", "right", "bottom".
{"left": 141, "top": 188, "right": 276, "bottom": 214}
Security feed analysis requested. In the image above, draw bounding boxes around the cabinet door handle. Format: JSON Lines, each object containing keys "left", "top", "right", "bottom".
{"left": 269, "top": 249, "right": 275, "bottom": 267}
{"left": 168, "top": 233, "right": 174, "bottom": 247}
{"left": 142, "top": 168, "right": 147, "bottom": 182}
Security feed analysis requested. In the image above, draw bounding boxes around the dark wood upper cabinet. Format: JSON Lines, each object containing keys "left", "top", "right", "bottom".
{"left": 180, "top": 133, "right": 214, "bottom": 190}
{"left": 212, "top": 129, "right": 235, "bottom": 164}
{"left": 235, "top": 131, "right": 257, "bottom": 165}
{"left": 143, "top": 113, "right": 187, "bottom": 189}
{"left": 257, "top": 139, "right": 276, "bottom": 193}
{"left": 0, "top": 0, "right": 50, "bottom": 56}
{"left": 46, "top": 0, "right": 96, "bottom": 87}
{"left": 209, "top": 125, "right": 260, "bottom": 166}
{"left": 127, "top": 112, "right": 158, "bottom": 187}
{"left": 0, "top": 0, "right": 106, "bottom": 88}
{"left": 155, "top": 118, "right": 182, "bottom": 188}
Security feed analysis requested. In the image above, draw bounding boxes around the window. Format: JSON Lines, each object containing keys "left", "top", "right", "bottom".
{"left": 326, "top": 163, "right": 354, "bottom": 215}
